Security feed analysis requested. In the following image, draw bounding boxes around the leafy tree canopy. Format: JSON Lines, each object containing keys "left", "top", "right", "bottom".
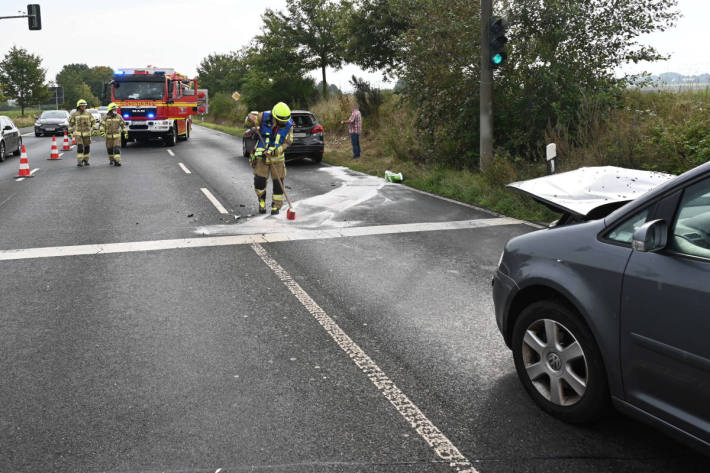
{"left": 0, "top": 46, "right": 50, "bottom": 115}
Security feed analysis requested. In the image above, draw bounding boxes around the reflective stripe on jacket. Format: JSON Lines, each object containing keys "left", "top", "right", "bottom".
{"left": 69, "top": 110, "right": 94, "bottom": 135}
{"left": 100, "top": 112, "right": 126, "bottom": 137}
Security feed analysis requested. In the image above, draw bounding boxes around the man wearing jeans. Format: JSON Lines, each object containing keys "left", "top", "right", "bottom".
{"left": 341, "top": 103, "right": 362, "bottom": 159}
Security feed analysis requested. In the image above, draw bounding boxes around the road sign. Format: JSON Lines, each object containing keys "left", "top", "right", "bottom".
{"left": 231, "top": 91, "right": 240, "bottom": 102}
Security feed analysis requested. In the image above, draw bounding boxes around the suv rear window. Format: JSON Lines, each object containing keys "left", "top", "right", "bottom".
{"left": 292, "top": 114, "right": 314, "bottom": 128}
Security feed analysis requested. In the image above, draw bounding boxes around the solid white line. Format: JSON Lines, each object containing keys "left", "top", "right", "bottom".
{"left": 15, "top": 178, "right": 24, "bottom": 182}
{"left": 178, "top": 162, "right": 191, "bottom": 174}
{"left": 201, "top": 188, "right": 228, "bottom": 214}
{"left": 251, "top": 243, "right": 478, "bottom": 473}
{"left": 0, "top": 218, "right": 521, "bottom": 262}
{"left": 167, "top": 149, "right": 175, "bottom": 157}
{"left": 30, "top": 168, "right": 39, "bottom": 175}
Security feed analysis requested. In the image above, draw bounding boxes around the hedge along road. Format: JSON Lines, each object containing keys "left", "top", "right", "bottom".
{"left": 0, "top": 125, "right": 707, "bottom": 473}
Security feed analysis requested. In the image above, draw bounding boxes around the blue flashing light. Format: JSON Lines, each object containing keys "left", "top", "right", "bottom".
{"left": 154, "top": 71, "right": 165, "bottom": 75}
{"left": 123, "top": 113, "right": 129, "bottom": 118}
{"left": 147, "top": 113, "right": 155, "bottom": 118}
{"left": 115, "top": 70, "right": 125, "bottom": 75}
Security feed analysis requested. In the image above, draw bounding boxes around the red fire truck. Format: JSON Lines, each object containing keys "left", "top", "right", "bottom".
{"left": 109, "top": 66, "right": 208, "bottom": 147}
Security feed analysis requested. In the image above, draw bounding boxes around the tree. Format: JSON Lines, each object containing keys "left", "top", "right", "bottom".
{"left": 0, "top": 46, "right": 49, "bottom": 116}
{"left": 262, "top": 0, "right": 347, "bottom": 97}
{"left": 241, "top": 42, "right": 318, "bottom": 111}
{"left": 395, "top": 0, "right": 680, "bottom": 165}
{"left": 84, "top": 66, "right": 114, "bottom": 104}
{"left": 56, "top": 64, "right": 113, "bottom": 106}
{"left": 345, "top": 0, "right": 410, "bottom": 78}
{"left": 197, "top": 52, "right": 249, "bottom": 94}
{"left": 350, "top": 75, "right": 383, "bottom": 123}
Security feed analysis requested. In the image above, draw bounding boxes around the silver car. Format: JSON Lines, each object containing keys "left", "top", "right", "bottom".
{"left": 493, "top": 163, "right": 710, "bottom": 454}
{"left": 0, "top": 115, "right": 22, "bottom": 161}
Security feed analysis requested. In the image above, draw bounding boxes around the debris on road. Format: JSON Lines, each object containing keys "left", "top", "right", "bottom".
{"left": 385, "top": 170, "right": 404, "bottom": 183}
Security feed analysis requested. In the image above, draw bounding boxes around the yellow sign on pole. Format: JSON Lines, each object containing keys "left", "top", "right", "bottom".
{"left": 231, "top": 91, "right": 241, "bottom": 102}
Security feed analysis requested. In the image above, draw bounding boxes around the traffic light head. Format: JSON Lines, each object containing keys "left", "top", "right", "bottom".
{"left": 27, "top": 4, "right": 41, "bottom": 30}
{"left": 488, "top": 16, "right": 508, "bottom": 69}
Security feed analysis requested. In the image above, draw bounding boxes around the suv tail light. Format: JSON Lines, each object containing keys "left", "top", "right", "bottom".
{"left": 311, "top": 125, "right": 324, "bottom": 134}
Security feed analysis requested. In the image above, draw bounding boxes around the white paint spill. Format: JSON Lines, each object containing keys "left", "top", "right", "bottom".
{"left": 195, "top": 166, "right": 385, "bottom": 235}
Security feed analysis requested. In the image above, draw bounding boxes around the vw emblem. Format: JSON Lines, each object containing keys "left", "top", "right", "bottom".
{"left": 547, "top": 352, "right": 562, "bottom": 372}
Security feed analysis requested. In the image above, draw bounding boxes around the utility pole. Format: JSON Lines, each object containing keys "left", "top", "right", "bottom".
{"left": 479, "top": 0, "right": 493, "bottom": 171}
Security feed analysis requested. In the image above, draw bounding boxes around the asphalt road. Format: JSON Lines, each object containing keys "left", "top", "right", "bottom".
{"left": 0, "top": 125, "right": 707, "bottom": 473}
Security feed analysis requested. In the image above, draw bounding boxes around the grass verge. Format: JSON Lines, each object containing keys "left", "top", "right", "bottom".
{"left": 193, "top": 120, "right": 244, "bottom": 137}
{"left": 322, "top": 135, "right": 557, "bottom": 224}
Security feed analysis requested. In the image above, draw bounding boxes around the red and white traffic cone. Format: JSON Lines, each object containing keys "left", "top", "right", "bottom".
{"left": 62, "top": 130, "right": 71, "bottom": 151}
{"left": 15, "top": 145, "right": 33, "bottom": 178}
{"left": 49, "top": 135, "right": 61, "bottom": 160}
{"left": 71, "top": 134, "right": 76, "bottom": 145}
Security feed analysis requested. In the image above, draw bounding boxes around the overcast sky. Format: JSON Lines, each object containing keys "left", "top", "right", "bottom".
{"left": 1, "top": 0, "right": 707, "bottom": 93}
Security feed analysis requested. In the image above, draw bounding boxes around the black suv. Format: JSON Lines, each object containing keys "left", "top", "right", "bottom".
{"left": 243, "top": 110, "right": 324, "bottom": 163}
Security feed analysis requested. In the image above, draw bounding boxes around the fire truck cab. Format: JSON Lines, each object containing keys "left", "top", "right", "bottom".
{"left": 110, "top": 66, "right": 207, "bottom": 147}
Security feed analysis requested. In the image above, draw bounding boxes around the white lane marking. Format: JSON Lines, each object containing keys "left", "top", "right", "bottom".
{"left": 59, "top": 153, "right": 64, "bottom": 157}
{"left": 21, "top": 132, "right": 33, "bottom": 137}
{"left": 30, "top": 168, "right": 39, "bottom": 175}
{"left": 201, "top": 188, "right": 229, "bottom": 214}
{"left": 15, "top": 178, "right": 24, "bottom": 182}
{"left": 167, "top": 149, "right": 175, "bottom": 157}
{"left": 178, "top": 162, "right": 191, "bottom": 174}
{"left": 251, "top": 243, "right": 478, "bottom": 473}
{"left": 0, "top": 218, "right": 520, "bottom": 262}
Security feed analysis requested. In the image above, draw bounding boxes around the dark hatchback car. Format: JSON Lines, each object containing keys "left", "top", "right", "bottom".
{"left": 34, "top": 110, "right": 71, "bottom": 136}
{"left": 0, "top": 115, "right": 22, "bottom": 161}
{"left": 243, "top": 110, "right": 324, "bottom": 163}
{"left": 493, "top": 163, "right": 710, "bottom": 453}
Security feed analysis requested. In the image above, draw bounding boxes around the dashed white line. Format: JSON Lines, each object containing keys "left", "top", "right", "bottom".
{"left": 178, "top": 162, "right": 191, "bottom": 174}
{"left": 21, "top": 132, "right": 33, "bottom": 137}
{"left": 0, "top": 218, "right": 521, "bottom": 261}
{"left": 200, "top": 188, "right": 228, "bottom": 214}
{"left": 251, "top": 243, "right": 478, "bottom": 473}
{"left": 166, "top": 149, "right": 175, "bottom": 157}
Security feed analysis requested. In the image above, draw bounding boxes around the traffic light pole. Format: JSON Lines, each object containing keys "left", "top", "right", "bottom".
{"left": 480, "top": 0, "right": 493, "bottom": 171}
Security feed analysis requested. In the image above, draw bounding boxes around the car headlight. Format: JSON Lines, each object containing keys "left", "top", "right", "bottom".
{"left": 35, "top": 122, "right": 40, "bottom": 126}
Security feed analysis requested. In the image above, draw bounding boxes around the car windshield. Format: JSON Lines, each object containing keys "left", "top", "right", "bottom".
{"left": 41, "top": 111, "right": 67, "bottom": 119}
{"left": 113, "top": 81, "right": 165, "bottom": 100}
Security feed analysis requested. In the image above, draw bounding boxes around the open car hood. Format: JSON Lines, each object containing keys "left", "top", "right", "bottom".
{"left": 507, "top": 166, "right": 675, "bottom": 217}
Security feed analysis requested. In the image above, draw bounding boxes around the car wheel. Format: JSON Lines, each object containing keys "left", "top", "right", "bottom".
{"left": 0, "top": 141, "right": 5, "bottom": 162}
{"left": 311, "top": 153, "right": 323, "bottom": 164}
{"left": 165, "top": 126, "right": 177, "bottom": 146}
{"left": 35, "top": 132, "right": 41, "bottom": 137}
{"left": 511, "top": 300, "right": 609, "bottom": 423}
{"left": 13, "top": 138, "right": 22, "bottom": 156}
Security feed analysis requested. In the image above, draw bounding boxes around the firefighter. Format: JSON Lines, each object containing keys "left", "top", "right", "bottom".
{"left": 69, "top": 99, "right": 94, "bottom": 167}
{"left": 244, "top": 102, "right": 294, "bottom": 215}
{"left": 100, "top": 103, "right": 127, "bottom": 166}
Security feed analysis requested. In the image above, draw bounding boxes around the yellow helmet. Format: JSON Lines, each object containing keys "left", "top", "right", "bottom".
{"left": 77, "top": 99, "right": 87, "bottom": 107}
{"left": 107, "top": 102, "right": 119, "bottom": 112}
{"left": 272, "top": 102, "right": 291, "bottom": 122}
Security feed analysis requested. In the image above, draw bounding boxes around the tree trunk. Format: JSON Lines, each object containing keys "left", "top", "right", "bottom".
{"left": 321, "top": 64, "right": 327, "bottom": 98}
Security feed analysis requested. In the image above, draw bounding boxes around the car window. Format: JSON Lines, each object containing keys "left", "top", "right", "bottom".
{"left": 607, "top": 208, "right": 651, "bottom": 244}
{"left": 293, "top": 114, "right": 314, "bottom": 128}
{"left": 670, "top": 178, "right": 710, "bottom": 259}
{"left": 41, "top": 111, "right": 68, "bottom": 119}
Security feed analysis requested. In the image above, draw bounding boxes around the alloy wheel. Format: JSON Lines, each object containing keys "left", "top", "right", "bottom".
{"left": 521, "top": 318, "right": 588, "bottom": 406}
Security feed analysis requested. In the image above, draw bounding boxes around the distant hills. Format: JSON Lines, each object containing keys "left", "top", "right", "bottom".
{"left": 651, "top": 72, "right": 710, "bottom": 84}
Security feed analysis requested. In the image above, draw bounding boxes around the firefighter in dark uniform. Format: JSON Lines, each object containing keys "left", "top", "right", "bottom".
{"left": 244, "top": 102, "right": 294, "bottom": 214}
{"left": 100, "top": 103, "right": 127, "bottom": 166}
{"left": 69, "top": 99, "right": 95, "bottom": 167}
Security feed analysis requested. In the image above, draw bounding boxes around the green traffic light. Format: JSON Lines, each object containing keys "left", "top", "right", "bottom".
{"left": 492, "top": 54, "right": 503, "bottom": 65}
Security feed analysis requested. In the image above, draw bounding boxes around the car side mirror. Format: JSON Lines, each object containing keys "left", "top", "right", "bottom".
{"left": 632, "top": 219, "right": 668, "bottom": 252}
{"left": 3, "top": 125, "right": 12, "bottom": 131}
